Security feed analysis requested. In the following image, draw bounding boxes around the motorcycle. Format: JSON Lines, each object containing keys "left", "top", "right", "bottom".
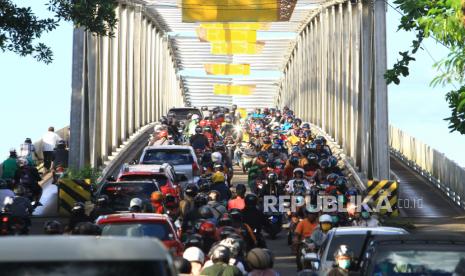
{"left": 263, "top": 210, "right": 283, "bottom": 239}
{"left": 0, "top": 201, "right": 42, "bottom": 235}
{"left": 241, "top": 146, "right": 256, "bottom": 173}
{"left": 297, "top": 236, "right": 318, "bottom": 271}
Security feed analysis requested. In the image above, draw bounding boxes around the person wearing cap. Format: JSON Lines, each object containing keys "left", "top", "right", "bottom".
{"left": 41, "top": 127, "right": 62, "bottom": 172}
{"left": 183, "top": 246, "right": 205, "bottom": 276}
{"left": 129, "top": 198, "right": 143, "bottom": 213}
{"left": 19, "top": 138, "right": 38, "bottom": 166}
{"left": 327, "top": 244, "right": 353, "bottom": 276}
{"left": 1, "top": 148, "right": 18, "bottom": 180}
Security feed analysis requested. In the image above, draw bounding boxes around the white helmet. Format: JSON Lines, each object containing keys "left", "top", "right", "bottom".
{"left": 319, "top": 214, "right": 332, "bottom": 223}
{"left": 192, "top": 114, "right": 200, "bottom": 120}
{"left": 183, "top": 246, "right": 205, "bottom": 264}
{"left": 293, "top": 168, "right": 305, "bottom": 175}
{"left": 129, "top": 198, "right": 143, "bottom": 208}
{"left": 211, "top": 152, "right": 222, "bottom": 163}
{"left": 219, "top": 238, "right": 241, "bottom": 258}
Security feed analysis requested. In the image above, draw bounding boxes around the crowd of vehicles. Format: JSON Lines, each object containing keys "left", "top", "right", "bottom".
{"left": 1, "top": 105, "right": 464, "bottom": 275}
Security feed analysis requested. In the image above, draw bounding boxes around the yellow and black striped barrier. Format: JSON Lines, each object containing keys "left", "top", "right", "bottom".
{"left": 58, "top": 179, "right": 92, "bottom": 216}
{"left": 364, "top": 180, "right": 399, "bottom": 217}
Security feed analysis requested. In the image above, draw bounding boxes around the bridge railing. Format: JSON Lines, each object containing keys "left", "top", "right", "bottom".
{"left": 389, "top": 125, "right": 465, "bottom": 208}
{"left": 70, "top": 0, "right": 185, "bottom": 169}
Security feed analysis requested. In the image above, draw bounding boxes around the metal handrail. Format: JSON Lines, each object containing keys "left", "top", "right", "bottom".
{"left": 389, "top": 125, "right": 465, "bottom": 208}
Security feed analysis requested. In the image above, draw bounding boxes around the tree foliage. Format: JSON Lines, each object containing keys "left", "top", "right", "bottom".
{"left": 0, "top": 0, "right": 117, "bottom": 64}
{"left": 386, "top": 0, "right": 465, "bottom": 134}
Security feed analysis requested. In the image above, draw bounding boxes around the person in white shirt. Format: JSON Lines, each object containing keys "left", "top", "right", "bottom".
{"left": 41, "top": 127, "right": 62, "bottom": 171}
{"left": 286, "top": 168, "right": 311, "bottom": 194}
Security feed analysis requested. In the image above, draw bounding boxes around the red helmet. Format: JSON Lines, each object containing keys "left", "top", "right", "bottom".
{"left": 199, "top": 120, "right": 207, "bottom": 127}
{"left": 158, "top": 130, "right": 168, "bottom": 138}
{"left": 198, "top": 221, "right": 216, "bottom": 237}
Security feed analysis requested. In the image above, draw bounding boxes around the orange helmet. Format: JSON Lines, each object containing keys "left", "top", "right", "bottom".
{"left": 199, "top": 120, "right": 207, "bottom": 127}
{"left": 151, "top": 191, "right": 163, "bottom": 202}
{"left": 199, "top": 221, "right": 216, "bottom": 237}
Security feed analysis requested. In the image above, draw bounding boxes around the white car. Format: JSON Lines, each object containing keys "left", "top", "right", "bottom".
{"left": 309, "top": 226, "right": 408, "bottom": 274}
{"left": 0, "top": 236, "right": 176, "bottom": 275}
{"left": 139, "top": 145, "right": 200, "bottom": 188}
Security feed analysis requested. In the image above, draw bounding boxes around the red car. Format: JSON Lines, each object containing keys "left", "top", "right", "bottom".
{"left": 96, "top": 213, "right": 183, "bottom": 256}
{"left": 117, "top": 163, "right": 179, "bottom": 197}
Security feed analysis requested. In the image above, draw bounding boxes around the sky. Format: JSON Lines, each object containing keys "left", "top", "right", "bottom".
{"left": 0, "top": 1, "right": 464, "bottom": 166}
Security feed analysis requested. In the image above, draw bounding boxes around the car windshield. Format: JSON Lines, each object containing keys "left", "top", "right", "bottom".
{"left": 372, "top": 248, "right": 465, "bottom": 275}
{"left": 101, "top": 223, "right": 171, "bottom": 240}
{"left": 168, "top": 109, "right": 201, "bottom": 120}
{"left": 142, "top": 149, "right": 193, "bottom": 165}
{"left": 1, "top": 261, "right": 171, "bottom": 276}
{"left": 327, "top": 234, "right": 366, "bottom": 261}
{"left": 101, "top": 183, "right": 158, "bottom": 211}
{"left": 119, "top": 175, "right": 168, "bottom": 186}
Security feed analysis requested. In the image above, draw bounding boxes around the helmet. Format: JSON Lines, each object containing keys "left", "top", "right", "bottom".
{"left": 44, "top": 220, "right": 63, "bottom": 235}
{"left": 267, "top": 172, "right": 278, "bottom": 183}
{"left": 198, "top": 220, "right": 216, "bottom": 237}
{"left": 167, "top": 111, "right": 176, "bottom": 118}
{"left": 327, "top": 173, "right": 339, "bottom": 183}
{"left": 158, "top": 130, "right": 168, "bottom": 138}
{"left": 211, "top": 152, "right": 222, "bottom": 163}
{"left": 319, "top": 214, "right": 332, "bottom": 223}
{"left": 218, "top": 214, "right": 233, "bottom": 227}
{"left": 294, "top": 118, "right": 302, "bottom": 125}
{"left": 313, "top": 138, "right": 324, "bottom": 146}
{"left": 14, "top": 185, "right": 26, "bottom": 196}
{"left": 301, "top": 123, "right": 310, "bottom": 129}
{"left": 328, "top": 156, "right": 338, "bottom": 167}
{"left": 229, "top": 208, "right": 242, "bottom": 221}
{"left": 129, "top": 198, "right": 143, "bottom": 208}
{"left": 9, "top": 148, "right": 16, "bottom": 154}
{"left": 96, "top": 195, "right": 109, "bottom": 206}
{"left": 199, "top": 120, "right": 207, "bottom": 127}
{"left": 210, "top": 245, "right": 230, "bottom": 263}
{"left": 192, "top": 114, "right": 200, "bottom": 120}
{"left": 185, "top": 184, "right": 199, "bottom": 197}
{"left": 293, "top": 168, "right": 305, "bottom": 176}
{"left": 246, "top": 248, "right": 274, "bottom": 270}
{"left": 235, "top": 184, "right": 246, "bottom": 197}
{"left": 271, "top": 143, "right": 281, "bottom": 151}
{"left": 335, "top": 177, "right": 347, "bottom": 187}
{"left": 212, "top": 171, "right": 225, "bottom": 183}
{"left": 25, "top": 138, "right": 32, "bottom": 143}
{"left": 183, "top": 246, "right": 205, "bottom": 264}
{"left": 195, "top": 126, "right": 203, "bottom": 134}
{"left": 199, "top": 206, "right": 214, "bottom": 219}
{"left": 208, "top": 190, "right": 220, "bottom": 202}
{"left": 72, "top": 202, "right": 85, "bottom": 213}
{"left": 214, "top": 141, "right": 225, "bottom": 151}
{"left": 17, "top": 157, "right": 29, "bottom": 167}
{"left": 184, "top": 234, "right": 204, "bottom": 249}
{"left": 291, "top": 146, "right": 301, "bottom": 154}
{"left": 160, "top": 117, "right": 168, "bottom": 125}
{"left": 262, "top": 136, "right": 271, "bottom": 144}
{"left": 150, "top": 191, "right": 163, "bottom": 202}
{"left": 164, "top": 194, "right": 177, "bottom": 208}
{"left": 289, "top": 156, "right": 299, "bottom": 167}
{"left": 334, "top": 244, "right": 352, "bottom": 259}
{"left": 319, "top": 159, "right": 330, "bottom": 169}
{"left": 244, "top": 193, "right": 258, "bottom": 207}
{"left": 220, "top": 238, "right": 241, "bottom": 258}
{"left": 194, "top": 193, "right": 208, "bottom": 207}
{"left": 346, "top": 187, "right": 359, "bottom": 197}
{"left": 307, "top": 153, "right": 318, "bottom": 163}
{"left": 57, "top": 139, "right": 66, "bottom": 146}
{"left": 257, "top": 151, "right": 268, "bottom": 160}
{"left": 232, "top": 104, "right": 237, "bottom": 110}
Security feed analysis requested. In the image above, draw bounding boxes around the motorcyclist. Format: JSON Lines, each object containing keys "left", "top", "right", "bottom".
{"left": 353, "top": 206, "right": 380, "bottom": 227}
{"left": 227, "top": 183, "right": 246, "bottom": 210}
{"left": 66, "top": 201, "right": 92, "bottom": 232}
{"left": 286, "top": 168, "right": 311, "bottom": 194}
{"left": 241, "top": 193, "right": 269, "bottom": 248}
{"left": 150, "top": 191, "right": 165, "bottom": 214}
{"left": 179, "top": 184, "right": 198, "bottom": 219}
{"left": 3, "top": 185, "right": 34, "bottom": 233}
{"left": 283, "top": 156, "right": 300, "bottom": 181}
{"left": 246, "top": 248, "right": 279, "bottom": 276}
{"left": 51, "top": 140, "right": 69, "bottom": 184}
{"left": 1, "top": 148, "right": 18, "bottom": 180}
{"left": 14, "top": 158, "right": 42, "bottom": 201}
{"left": 89, "top": 195, "right": 114, "bottom": 221}
{"left": 327, "top": 245, "right": 353, "bottom": 276}
{"left": 128, "top": 197, "right": 143, "bottom": 213}
{"left": 294, "top": 210, "right": 319, "bottom": 269}
{"left": 188, "top": 114, "right": 201, "bottom": 137}
{"left": 207, "top": 190, "right": 227, "bottom": 220}
{"left": 310, "top": 214, "right": 333, "bottom": 249}
{"left": 200, "top": 245, "right": 242, "bottom": 276}
{"left": 19, "top": 138, "right": 39, "bottom": 166}
{"left": 190, "top": 126, "right": 209, "bottom": 150}
{"left": 221, "top": 116, "right": 235, "bottom": 137}
{"left": 229, "top": 208, "right": 257, "bottom": 251}
{"left": 150, "top": 129, "right": 170, "bottom": 146}
{"left": 210, "top": 172, "right": 231, "bottom": 202}
{"left": 0, "top": 179, "right": 14, "bottom": 210}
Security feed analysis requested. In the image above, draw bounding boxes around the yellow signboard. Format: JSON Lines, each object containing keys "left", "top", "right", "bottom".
{"left": 196, "top": 28, "right": 257, "bottom": 43}
{"left": 204, "top": 64, "right": 251, "bottom": 75}
{"left": 214, "top": 84, "right": 255, "bottom": 96}
{"left": 211, "top": 41, "right": 265, "bottom": 55}
{"left": 200, "top": 23, "right": 271, "bottom": 31}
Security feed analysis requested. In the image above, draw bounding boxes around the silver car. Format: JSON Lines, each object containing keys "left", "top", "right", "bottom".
{"left": 0, "top": 236, "right": 176, "bottom": 275}
{"left": 308, "top": 226, "right": 408, "bottom": 274}
{"left": 139, "top": 145, "right": 200, "bottom": 188}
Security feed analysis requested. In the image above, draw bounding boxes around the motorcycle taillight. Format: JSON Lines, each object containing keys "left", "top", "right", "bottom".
{"left": 1, "top": 216, "right": 8, "bottom": 223}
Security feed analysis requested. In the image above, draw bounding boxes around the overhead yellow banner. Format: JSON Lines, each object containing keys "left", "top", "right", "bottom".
{"left": 200, "top": 23, "right": 271, "bottom": 31}
{"left": 197, "top": 28, "right": 257, "bottom": 43}
{"left": 214, "top": 84, "right": 255, "bottom": 96}
{"left": 205, "top": 64, "right": 251, "bottom": 75}
{"left": 181, "top": 0, "right": 297, "bottom": 22}
{"left": 211, "top": 41, "right": 265, "bottom": 55}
